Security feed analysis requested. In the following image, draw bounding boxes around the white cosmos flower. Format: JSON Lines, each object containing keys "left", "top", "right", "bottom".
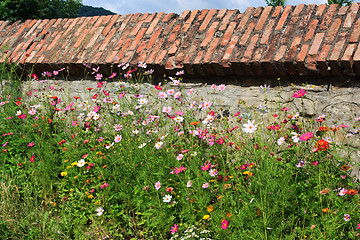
{"left": 138, "top": 98, "right": 148, "bottom": 104}
{"left": 173, "top": 116, "right": 184, "bottom": 123}
{"left": 139, "top": 143, "right": 146, "bottom": 148}
{"left": 155, "top": 141, "right": 163, "bottom": 149}
{"left": 132, "top": 129, "right": 140, "bottom": 135}
{"left": 242, "top": 120, "right": 258, "bottom": 133}
{"left": 163, "top": 194, "right": 172, "bottom": 203}
{"left": 105, "top": 142, "right": 114, "bottom": 149}
{"left": 114, "top": 135, "right": 122, "bottom": 143}
{"left": 277, "top": 137, "right": 285, "bottom": 145}
{"left": 77, "top": 159, "right": 85, "bottom": 167}
{"left": 291, "top": 132, "right": 300, "bottom": 143}
{"left": 96, "top": 207, "right": 104, "bottom": 216}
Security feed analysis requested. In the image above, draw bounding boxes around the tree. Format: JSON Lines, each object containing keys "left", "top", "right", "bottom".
{"left": 265, "top": 0, "right": 286, "bottom": 7}
{"left": 0, "top": 0, "right": 82, "bottom": 21}
{"left": 327, "top": 0, "right": 353, "bottom": 6}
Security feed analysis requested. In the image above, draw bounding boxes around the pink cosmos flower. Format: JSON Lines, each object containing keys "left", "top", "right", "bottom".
{"left": 2, "top": 142, "right": 8, "bottom": 147}
{"left": 154, "top": 181, "right": 161, "bottom": 190}
{"left": 86, "top": 163, "right": 94, "bottom": 170}
{"left": 202, "top": 182, "right": 209, "bottom": 188}
{"left": 95, "top": 73, "right": 103, "bottom": 80}
{"left": 28, "top": 108, "right": 36, "bottom": 115}
{"left": 119, "top": 91, "right": 126, "bottom": 98}
{"left": 114, "top": 124, "right": 122, "bottom": 131}
{"left": 344, "top": 214, "right": 350, "bottom": 221}
{"left": 187, "top": 180, "right": 192, "bottom": 187}
{"left": 109, "top": 72, "right": 117, "bottom": 79}
{"left": 339, "top": 188, "right": 347, "bottom": 196}
{"left": 170, "top": 224, "right": 178, "bottom": 234}
{"left": 218, "top": 84, "right": 226, "bottom": 91}
{"left": 300, "top": 132, "right": 313, "bottom": 141}
{"left": 159, "top": 92, "right": 167, "bottom": 98}
{"left": 100, "top": 183, "right": 109, "bottom": 188}
{"left": 114, "top": 135, "right": 122, "bottom": 142}
{"left": 209, "top": 169, "right": 218, "bottom": 177}
{"left": 293, "top": 89, "right": 307, "bottom": 98}
{"left": 176, "top": 154, "right": 184, "bottom": 161}
{"left": 174, "top": 92, "right": 181, "bottom": 99}
{"left": 296, "top": 160, "right": 305, "bottom": 168}
{"left": 221, "top": 219, "right": 229, "bottom": 229}
{"left": 28, "top": 142, "right": 35, "bottom": 147}
{"left": 162, "top": 106, "right": 172, "bottom": 113}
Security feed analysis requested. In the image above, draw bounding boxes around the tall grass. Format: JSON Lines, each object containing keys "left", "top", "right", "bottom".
{"left": 0, "top": 59, "right": 359, "bottom": 239}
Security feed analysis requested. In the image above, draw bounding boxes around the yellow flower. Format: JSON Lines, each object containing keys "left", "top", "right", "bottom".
{"left": 207, "top": 205, "right": 214, "bottom": 213}
{"left": 71, "top": 162, "right": 78, "bottom": 166}
{"left": 87, "top": 194, "right": 93, "bottom": 199}
{"left": 203, "top": 215, "right": 210, "bottom": 220}
{"left": 243, "top": 171, "right": 250, "bottom": 175}
{"left": 66, "top": 166, "right": 72, "bottom": 169}
{"left": 60, "top": 172, "right": 67, "bottom": 177}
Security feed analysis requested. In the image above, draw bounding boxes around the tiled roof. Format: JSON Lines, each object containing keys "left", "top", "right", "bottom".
{"left": 0, "top": 3, "right": 360, "bottom": 78}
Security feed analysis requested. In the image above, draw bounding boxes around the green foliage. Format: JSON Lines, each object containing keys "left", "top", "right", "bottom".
{"left": 265, "top": 0, "right": 286, "bottom": 7}
{"left": 327, "top": 0, "right": 353, "bottom": 6}
{"left": 0, "top": 59, "right": 360, "bottom": 239}
{"left": 0, "top": 0, "right": 82, "bottom": 21}
{"left": 77, "top": 5, "right": 115, "bottom": 17}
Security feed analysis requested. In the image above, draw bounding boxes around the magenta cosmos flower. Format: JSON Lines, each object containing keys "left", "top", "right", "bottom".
{"left": 221, "top": 219, "right": 229, "bottom": 229}
{"left": 293, "top": 89, "right": 307, "bottom": 98}
{"left": 170, "top": 224, "right": 178, "bottom": 234}
{"left": 300, "top": 132, "right": 313, "bottom": 141}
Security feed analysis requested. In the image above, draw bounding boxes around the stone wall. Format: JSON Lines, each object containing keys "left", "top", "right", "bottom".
{"left": 0, "top": 3, "right": 360, "bottom": 81}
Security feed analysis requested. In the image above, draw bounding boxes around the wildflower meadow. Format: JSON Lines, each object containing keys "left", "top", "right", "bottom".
{"left": 0, "top": 57, "right": 360, "bottom": 239}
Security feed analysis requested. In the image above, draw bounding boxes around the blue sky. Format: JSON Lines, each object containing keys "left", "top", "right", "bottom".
{"left": 83, "top": 0, "right": 359, "bottom": 15}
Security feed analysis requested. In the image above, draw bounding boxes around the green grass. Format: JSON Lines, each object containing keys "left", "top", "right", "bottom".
{"left": 0, "top": 60, "right": 359, "bottom": 240}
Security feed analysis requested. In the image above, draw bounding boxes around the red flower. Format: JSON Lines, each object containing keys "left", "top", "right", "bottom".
{"left": 155, "top": 85, "right": 162, "bottom": 90}
{"left": 318, "top": 126, "right": 329, "bottom": 132}
{"left": 347, "top": 189, "right": 358, "bottom": 195}
{"left": 30, "top": 155, "right": 35, "bottom": 163}
{"left": 15, "top": 101, "right": 21, "bottom": 106}
{"left": 315, "top": 139, "right": 329, "bottom": 152}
